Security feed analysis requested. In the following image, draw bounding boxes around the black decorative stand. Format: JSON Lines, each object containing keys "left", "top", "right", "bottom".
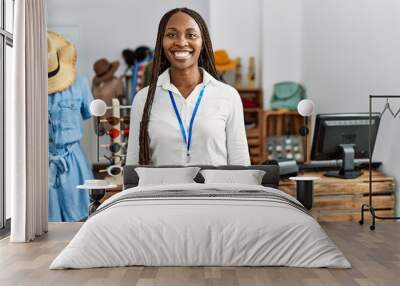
{"left": 299, "top": 116, "right": 310, "bottom": 163}
{"left": 359, "top": 95, "right": 400, "bottom": 230}
{"left": 290, "top": 177, "right": 319, "bottom": 210}
{"left": 88, "top": 189, "right": 106, "bottom": 215}
{"left": 77, "top": 184, "right": 117, "bottom": 216}
{"left": 296, "top": 180, "right": 313, "bottom": 210}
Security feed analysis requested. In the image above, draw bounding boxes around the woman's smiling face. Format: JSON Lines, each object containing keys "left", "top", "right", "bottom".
{"left": 162, "top": 12, "right": 203, "bottom": 71}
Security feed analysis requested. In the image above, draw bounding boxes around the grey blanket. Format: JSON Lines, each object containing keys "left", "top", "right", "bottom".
{"left": 92, "top": 189, "right": 309, "bottom": 218}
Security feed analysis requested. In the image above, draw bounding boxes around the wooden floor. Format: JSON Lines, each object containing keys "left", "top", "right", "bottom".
{"left": 0, "top": 222, "right": 399, "bottom": 286}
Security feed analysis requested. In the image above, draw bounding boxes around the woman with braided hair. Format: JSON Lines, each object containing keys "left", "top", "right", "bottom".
{"left": 126, "top": 8, "right": 250, "bottom": 166}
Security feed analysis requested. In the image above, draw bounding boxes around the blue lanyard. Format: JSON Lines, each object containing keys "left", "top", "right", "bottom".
{"left": 168, "top": 86, "right": 206, "bottom": 156}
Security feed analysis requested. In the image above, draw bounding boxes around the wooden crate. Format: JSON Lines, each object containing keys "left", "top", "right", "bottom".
{"left": 245, "top": 110, "right": 264, "bottom": 164}
{"left": 279, "top": 170, "right": 395, "bottom": 222}
{"left": 262, "top": 110, "right": 311, "bottom": 162}
{"left": 237, "top": 88, "right": 264, "bottom": 165}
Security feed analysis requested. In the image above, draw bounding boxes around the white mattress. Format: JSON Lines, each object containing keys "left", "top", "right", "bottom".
{"left": 50, "top": 183, "right": 351, "bottom": 269}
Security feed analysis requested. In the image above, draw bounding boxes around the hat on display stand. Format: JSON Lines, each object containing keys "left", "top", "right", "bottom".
{"left": 213, "top": 49, "right": 237, "bottom": 72}
{"left": 93, "top": 58, "right": 120, "bottom": 85}
{"left": 47, "top": 31, "right": 77, "bottom": 94}
{"left": 122, "top": 46, "right": 153, "bottom": 68}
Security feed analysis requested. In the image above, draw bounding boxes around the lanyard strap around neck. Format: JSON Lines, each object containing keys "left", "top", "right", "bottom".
{"left": 168, "top": 86, "right": 206, "bottom": 155}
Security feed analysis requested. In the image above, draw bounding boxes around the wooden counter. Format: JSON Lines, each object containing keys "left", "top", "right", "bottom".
{"left": 279, "top": 170, "right": 395, "bottom": 222}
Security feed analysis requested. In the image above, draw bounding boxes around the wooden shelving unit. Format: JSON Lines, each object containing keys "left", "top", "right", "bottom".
{"left": 237, "top": 88, "right": 264, "bottom": 164}
{"left": 262, "top": 110, "right": 311, "bottom": 163}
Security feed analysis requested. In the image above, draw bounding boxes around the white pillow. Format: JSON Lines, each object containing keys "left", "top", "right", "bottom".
{"left": 200, "top": 169, "right": 266, "bottom": 185}
{"left": 135, "top": 167, "right": 201, "bottom": 186}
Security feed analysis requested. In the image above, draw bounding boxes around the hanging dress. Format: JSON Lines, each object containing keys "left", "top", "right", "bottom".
{"left": 48, "top": 76, "right": 94, "bottom": 222}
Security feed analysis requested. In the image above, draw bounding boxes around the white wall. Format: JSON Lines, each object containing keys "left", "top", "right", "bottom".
{"left": 302, "top": 0, "right": 400, "bottom": 113}
{"left": 47, "top": 0, "right": 210, "bottom": 163}
{"left": 209, "top": 0, "right": 262, "bottom": 88}
{"left": 262, "top": 0, "right": 303, "bottom": 109}
{"left": 48, "top": 0, "right": 209, "bottom": 79}
{"left": 302, "top": 0, "right": 400, "bottom": 214}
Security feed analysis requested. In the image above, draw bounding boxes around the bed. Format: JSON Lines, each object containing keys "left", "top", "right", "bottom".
{"left": 50, "top": 164, "right": 351, "bottom": 269}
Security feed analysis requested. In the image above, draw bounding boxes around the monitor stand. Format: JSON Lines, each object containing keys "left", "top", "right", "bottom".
{"left": 324, "top": 144, "right": 363, "bottom": 179}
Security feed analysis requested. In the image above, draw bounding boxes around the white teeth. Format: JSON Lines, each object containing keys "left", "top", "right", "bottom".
{"left": 173, "top": 51, "right": 191, "bottom": 59}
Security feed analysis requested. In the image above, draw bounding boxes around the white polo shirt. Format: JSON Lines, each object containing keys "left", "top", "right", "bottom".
{"left": 125, "top": 68, "right": 251, "bottom": 166}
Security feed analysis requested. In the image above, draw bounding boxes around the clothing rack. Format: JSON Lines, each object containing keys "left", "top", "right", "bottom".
{"left": 359, "top": 95, "right": 400, "bottom": 230}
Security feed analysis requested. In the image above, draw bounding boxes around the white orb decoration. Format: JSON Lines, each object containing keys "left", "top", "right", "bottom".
{"left": 297, "top": 99, "right": 315, "bottom": 117}
{"left": 89, "top": 99, "right": 107, "bottom": 117}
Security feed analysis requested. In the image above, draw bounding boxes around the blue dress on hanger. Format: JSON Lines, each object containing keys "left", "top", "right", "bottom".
{"left": 48, "top": 76, "right": 94, "bottom": 222}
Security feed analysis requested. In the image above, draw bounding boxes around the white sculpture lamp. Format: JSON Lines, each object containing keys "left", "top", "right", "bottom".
{"left": 298, "top": 99, "right": 315, "bottom": 117}
{"left": 90, "top": 99, "right": 107, "bottom": 117}
{"left": 297, "top": 99, "right": 315, "bottom": 163}
{"left": 90, "top": 99, "right": 107, "bottom": 162}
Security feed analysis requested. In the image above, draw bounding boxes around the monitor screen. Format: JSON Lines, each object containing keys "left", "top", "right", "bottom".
{"left": 311, "top": 113, "right": 380, "bottom": 161}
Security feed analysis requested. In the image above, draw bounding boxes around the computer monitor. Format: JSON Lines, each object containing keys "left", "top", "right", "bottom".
{"left": 311, "top": 113, "right": 380, "bottom": 179}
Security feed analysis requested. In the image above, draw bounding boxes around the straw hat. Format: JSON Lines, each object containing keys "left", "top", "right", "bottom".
{"left": 92, "top": 58, "right": 120, "bottom": 85}
{"left": 213, "top": 49, "right": 237, "bottom": 72}
{"left": 47, "top": 31, "right": 77, "bottom": 94}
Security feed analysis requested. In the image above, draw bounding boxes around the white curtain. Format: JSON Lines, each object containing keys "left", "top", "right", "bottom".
{"left": 7, "top": 0, "right": 48, "bottom": 242}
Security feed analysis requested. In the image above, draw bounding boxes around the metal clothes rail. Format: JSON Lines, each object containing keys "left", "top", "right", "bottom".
{"left": 359, "top": 95, "right": 400, "bottom": 230}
